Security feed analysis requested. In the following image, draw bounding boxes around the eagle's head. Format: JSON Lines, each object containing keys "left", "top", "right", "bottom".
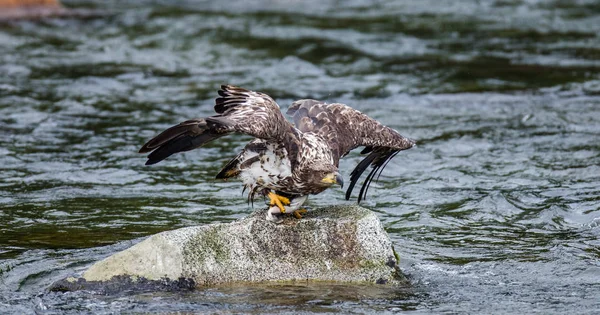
{"left": 317, "top": 167, "right": 344, "bottom": 189}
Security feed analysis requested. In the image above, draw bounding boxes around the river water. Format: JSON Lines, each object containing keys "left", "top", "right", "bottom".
{"left": 1, "top": 0, "right": 599, "bottom": 313}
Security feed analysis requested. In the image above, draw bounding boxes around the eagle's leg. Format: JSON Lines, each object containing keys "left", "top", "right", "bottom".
{"left": 267, "top": 191, "right": 290, "bottom": 213}
{"left": 265, "top": 194, "right": 308, "bottom": 223}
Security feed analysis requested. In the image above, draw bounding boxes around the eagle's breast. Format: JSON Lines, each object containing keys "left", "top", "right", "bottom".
{"left": 238, "top": 140, "right": 293, "bottom": 192}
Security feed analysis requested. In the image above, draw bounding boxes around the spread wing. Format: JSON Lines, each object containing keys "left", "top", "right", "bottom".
{"left": 140, "top": 85, "right": 300, "bottom": 166}
{"left": 211, "top": 85, "right": 293, "bottom": 141}
{"left": 212, "top": 85, "right": 302, "bottom": 168}
{"left": 287, "top": 99, "right": 415, "bottom": 202}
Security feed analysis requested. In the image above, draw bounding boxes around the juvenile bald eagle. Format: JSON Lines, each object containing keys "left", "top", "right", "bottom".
{"left": 139, "top": 85, "right": 415, "bottom": 222}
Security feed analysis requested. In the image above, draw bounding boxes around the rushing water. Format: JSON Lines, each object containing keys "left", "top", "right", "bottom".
{"left": 1, "top": 0, "right": 600, "bottom": 313}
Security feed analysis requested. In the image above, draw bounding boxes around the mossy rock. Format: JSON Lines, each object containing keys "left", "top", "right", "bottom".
{"left": 65, "top": 205, "right": 406, "bottom": 291}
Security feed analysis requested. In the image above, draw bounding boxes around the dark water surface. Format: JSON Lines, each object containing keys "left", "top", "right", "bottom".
{"left": 1, "top": 0, "right": 600, "bottom": 313}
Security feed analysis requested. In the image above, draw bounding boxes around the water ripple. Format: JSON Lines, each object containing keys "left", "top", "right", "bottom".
{"left": 1, "top": 0, "right": 600, "bottom": 313}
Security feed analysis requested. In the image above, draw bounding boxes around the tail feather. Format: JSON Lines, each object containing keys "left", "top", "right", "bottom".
{"left": 139, "top": 118, "right": 230, "bottom": 165}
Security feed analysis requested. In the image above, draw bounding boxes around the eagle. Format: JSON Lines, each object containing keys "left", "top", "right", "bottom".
{"left": 139, "top": 85, "right": 415, "bottom": 222}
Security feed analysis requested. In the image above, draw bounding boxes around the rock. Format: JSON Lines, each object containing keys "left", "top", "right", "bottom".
{"left": 63, "top": 205, "right": 406, "bottom": 290}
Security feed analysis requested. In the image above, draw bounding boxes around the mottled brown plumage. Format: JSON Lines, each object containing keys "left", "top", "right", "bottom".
{"left": 287, "top": 99, "right": 415, "bottom": 201}
{"left": 139, "top": 85, "right": 415, "bottom": 215}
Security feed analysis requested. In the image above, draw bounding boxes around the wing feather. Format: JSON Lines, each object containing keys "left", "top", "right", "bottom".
{"left": 213, "top": 85, "right": 292, "bottom": 141}
{"left": 139, "top": 118, "right": 229, "bottom": 165}
{"left": 287, "top": 100, "right": 415, "bottom": 201}
{"left": 140, "top": 85, "right": 300, "bottom": 166}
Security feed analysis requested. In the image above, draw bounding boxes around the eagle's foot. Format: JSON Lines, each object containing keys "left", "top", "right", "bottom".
{"left": 267, "top": 191, "right": 290, "bottom": 214}
{"left": 292, "top": 208, "right": 308, "bottom": 219}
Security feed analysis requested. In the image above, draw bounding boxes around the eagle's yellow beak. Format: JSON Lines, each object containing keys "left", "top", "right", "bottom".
{"left": 321, "top": 172, "right": 344, "bottom": 188}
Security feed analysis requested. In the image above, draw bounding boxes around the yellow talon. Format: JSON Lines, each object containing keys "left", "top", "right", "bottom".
{"left": 268, "top": 192, "right": 290, "bottom": 213}
{"left": 278, "top": 195, "right": 290, "bottom": 205}
{"left": 293, "top": 209, "right": 308, "bottom": 219}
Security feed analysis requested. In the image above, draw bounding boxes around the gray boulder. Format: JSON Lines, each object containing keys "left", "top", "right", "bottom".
{"left": 78, "top": 205, "right": 406, "bottom": 287}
